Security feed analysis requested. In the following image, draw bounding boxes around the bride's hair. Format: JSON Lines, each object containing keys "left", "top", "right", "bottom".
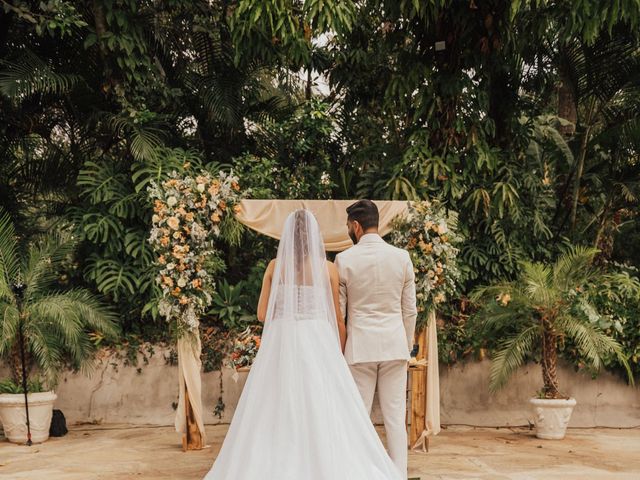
{"left": 294, "top": 209, "right": 312, "bottom": 270}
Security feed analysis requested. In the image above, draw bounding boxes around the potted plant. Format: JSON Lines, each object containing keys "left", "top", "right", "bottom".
{"left": 0, "top": 211, "right": 117, "bottom": 444}
{"left": 471, "top": 246, "right": 633, "bottom": 440}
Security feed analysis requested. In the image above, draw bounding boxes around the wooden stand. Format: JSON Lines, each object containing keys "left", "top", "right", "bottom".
{"left": 407, "top": 327, "right": 429, "bottom": 452}
{"left": 182, "top": 387, "right": 204, "bottom": 451}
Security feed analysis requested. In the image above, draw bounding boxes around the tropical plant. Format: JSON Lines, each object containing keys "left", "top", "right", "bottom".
{"left": 471, "top": 246, "right": 633, "bottom": 398}
{"left": 208, "top": 280, "right": 255, "bottom": 331}
{"left": 0, "top": 378, "right": 45, "bottom": 394}
{"left": 0, "top": 210, "right": 118, "bottom": 390}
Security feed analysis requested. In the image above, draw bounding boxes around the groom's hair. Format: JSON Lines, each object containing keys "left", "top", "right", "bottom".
{"left": 346, "top": 200, "right": 379, "bottom": 230}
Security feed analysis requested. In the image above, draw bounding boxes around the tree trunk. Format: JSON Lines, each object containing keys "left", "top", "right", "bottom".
{"left": 557, "top": 52, "right": 577, "bottom": 137}
{"left": 540, "top": 318, "right": 560, "bottom": 399}
{"left": 569, "top": 127, "right": 591, "bottom": 233}
{"left": 305, "top": 67, "right": 312, "bottom": 100}
{"left": 91, "top": 0, "right": 118, "bottom": 93}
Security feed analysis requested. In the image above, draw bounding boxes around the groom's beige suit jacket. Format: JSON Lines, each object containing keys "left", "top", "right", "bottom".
{"left": 335, "top": 233, "right": 417, "bottom": 365}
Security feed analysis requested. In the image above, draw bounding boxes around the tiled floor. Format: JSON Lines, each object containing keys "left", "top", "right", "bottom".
{"left": 1, "top": 424, "right": 639, "bottom": 479}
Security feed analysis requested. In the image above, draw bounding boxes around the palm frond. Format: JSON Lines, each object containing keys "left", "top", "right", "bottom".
{"left": 521, "top": 261, "right": 555, "bottom": 307}
{"left": 557, "top": 314, "right": 633, "bottom": 384}
{"left": 0, "top": 50, "right": 82, "bottom": 99}
{"left": 489, "top": 326, "right": 540, "bottom": 392}
{"left": 24, "top": 322, "right": 63, "bottom": 384}
{"left": 470, "top": 282, "right": 516, "bottom": 302}
{"left": 0, "top": 209, "right": 20, "bottom": 299}
{"left": 0, "top": 302, "right": 19, "bottom": 356}
{"left": 26, "top": 289, "right": 118, "bottom": 383}
{"left": 473, "top": 299, "right": 536, "bottom": 333}
{"left": 552, "top": 245, "right": 599, "bottom": 292}
{"left": 23, "top": 232, "right": 75, "bottom": 302}
{"left": 56, "top": 289, "right": 119, "bottom": 339}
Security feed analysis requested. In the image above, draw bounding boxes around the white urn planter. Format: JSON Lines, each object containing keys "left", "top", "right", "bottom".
{"left": 0, "top": 391, "right": 57, "bottom": 444}
{"left": 529, "top": 397, "right": 576, "bottom": 440}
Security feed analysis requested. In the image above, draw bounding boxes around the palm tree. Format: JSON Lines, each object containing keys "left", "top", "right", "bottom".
{"left": 0, "top": 209, "right": 118, "bottom": 391}
{"left": 471, "top": 246, "right": 633, "bottom": 398}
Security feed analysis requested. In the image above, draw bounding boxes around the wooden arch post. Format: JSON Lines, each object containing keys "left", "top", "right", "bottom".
{"left": 408, "top": 326, "right": 429, "bottom": 451}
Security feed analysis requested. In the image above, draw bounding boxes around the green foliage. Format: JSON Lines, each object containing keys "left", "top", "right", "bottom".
{"left": 562, "top": 264, "right": 640, "bottom": 380}
{"left": 234, "top": 99, "right": 339, "bottom": 199}
{"left": 1, "top": 0, "right": 639, "bottom": 388}
{"left": 0, "top": 378, "right": 45, "bottom": 394}
{"left": 471, "top": 247, "right": 633, "bottom": 395}
{"left": 208, "top": 280, "right": 256, "bottom": 331}
{"left": 0, "top": 209, "right": 119, "bottom": 389}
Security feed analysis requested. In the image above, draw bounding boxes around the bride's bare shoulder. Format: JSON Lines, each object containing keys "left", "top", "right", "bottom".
{"left": 325, "top": 260, "right": 338, "bottom": 276}
{"left": 265, "top": 259, "right": 277, "bottom": 275}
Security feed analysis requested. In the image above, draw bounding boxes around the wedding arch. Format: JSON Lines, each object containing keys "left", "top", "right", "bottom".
{"left": 149, "top": 173, "right": 446, "bottom": 453}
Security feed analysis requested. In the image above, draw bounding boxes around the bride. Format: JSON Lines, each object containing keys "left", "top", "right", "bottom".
{"left": 203, "top": 209, "right": 403, "bottom": 480}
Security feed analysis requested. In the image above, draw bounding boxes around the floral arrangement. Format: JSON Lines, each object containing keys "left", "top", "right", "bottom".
{"left": 148, "top": 169, "right": 243, "bottom": 336}
{"left": 390, "top": 201, "right": 462, "bottom": 328}
{"left": 227, "top": 325, "right": 262, "bottom": 371}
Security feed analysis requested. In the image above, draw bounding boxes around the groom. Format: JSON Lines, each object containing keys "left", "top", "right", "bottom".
{"left": 335, "top": 200, "right": 417, "bottom": 477}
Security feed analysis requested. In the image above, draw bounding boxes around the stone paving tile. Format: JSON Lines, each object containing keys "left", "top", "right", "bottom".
{"left": 0, "top": 425, "right": 639, "bottom": 479}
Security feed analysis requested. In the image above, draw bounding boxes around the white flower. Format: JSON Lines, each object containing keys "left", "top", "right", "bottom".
{"left": 152, "top": 214, "right": 161, "bottom": 224}
{"left": 167, "top": 196, "right": 178, "bottom": 207}
{"left": 177, "top": 278, "right": 187, "bottom": 288}
{"left": 166, "top": 263, "right": 175, "bottom": 271}
{"left": 197, "top": 183, "right": 205, "bottom": 193}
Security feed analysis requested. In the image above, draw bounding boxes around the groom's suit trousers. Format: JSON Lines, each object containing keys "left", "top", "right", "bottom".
{"left": 349, "top": 360, "right": 408, "bottom": 477}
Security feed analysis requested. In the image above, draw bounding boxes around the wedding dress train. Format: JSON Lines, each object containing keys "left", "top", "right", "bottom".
{"left": 203, "top": 210, "right": 402, "bottom": 480}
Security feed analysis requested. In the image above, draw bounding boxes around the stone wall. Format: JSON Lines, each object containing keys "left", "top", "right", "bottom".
{"left": 1, "top": 347, "right": 638, "bottom": 428}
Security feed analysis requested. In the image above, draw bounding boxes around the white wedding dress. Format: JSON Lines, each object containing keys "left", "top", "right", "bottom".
{"left": 203, "top": 210, "right": 403, "bottom": 480}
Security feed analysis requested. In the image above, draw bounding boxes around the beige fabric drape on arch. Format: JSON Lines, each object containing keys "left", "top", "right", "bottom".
{"left": 235, "top": 199, "right": 409, "bottom": 251}
{"left": 176, "top": 199, "right": 441, "bottom": 447}
{"left": 175, "top": 333, "right": 206, "bottom": 445}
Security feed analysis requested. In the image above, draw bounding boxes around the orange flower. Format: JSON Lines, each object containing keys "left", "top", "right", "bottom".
{"left": 233, "top": 204, "right": 242, "bottom": 214}
{"left": 171, "top": 287, "right": 181, "bottom": 297}
{"left": 210, "top": 212, "right": 221, "bottom": 223}
{"left": 160, "top": 236, "right": 170, "bottom": 247}
{"left": 162, "top": 276, "right": 174, "bottom": 287}
{"left": 232, "top": 181, "right": 240, "bottom": 191}
{"left": 208, "top": 181, "right": 221, "bottom": 195}
{"left": 219, "top": 200, "right": 227, "bottom": 211}
{"left": 191, "top": 278, "right": 202, "bottom": 289}
{"left": 158, "top": 255, "right": 166, "bottom": 265}
{"left": 179, "top": 296, "right": 189, "bottom": 305}
{"left": 419, "top": 241, "right": 433, "bottom": 254}
{"left": 167, "top": 216, "right": 180, "bottom": 230}
{"left": 185, "top": 212, "right": 194, "bottom": 222}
